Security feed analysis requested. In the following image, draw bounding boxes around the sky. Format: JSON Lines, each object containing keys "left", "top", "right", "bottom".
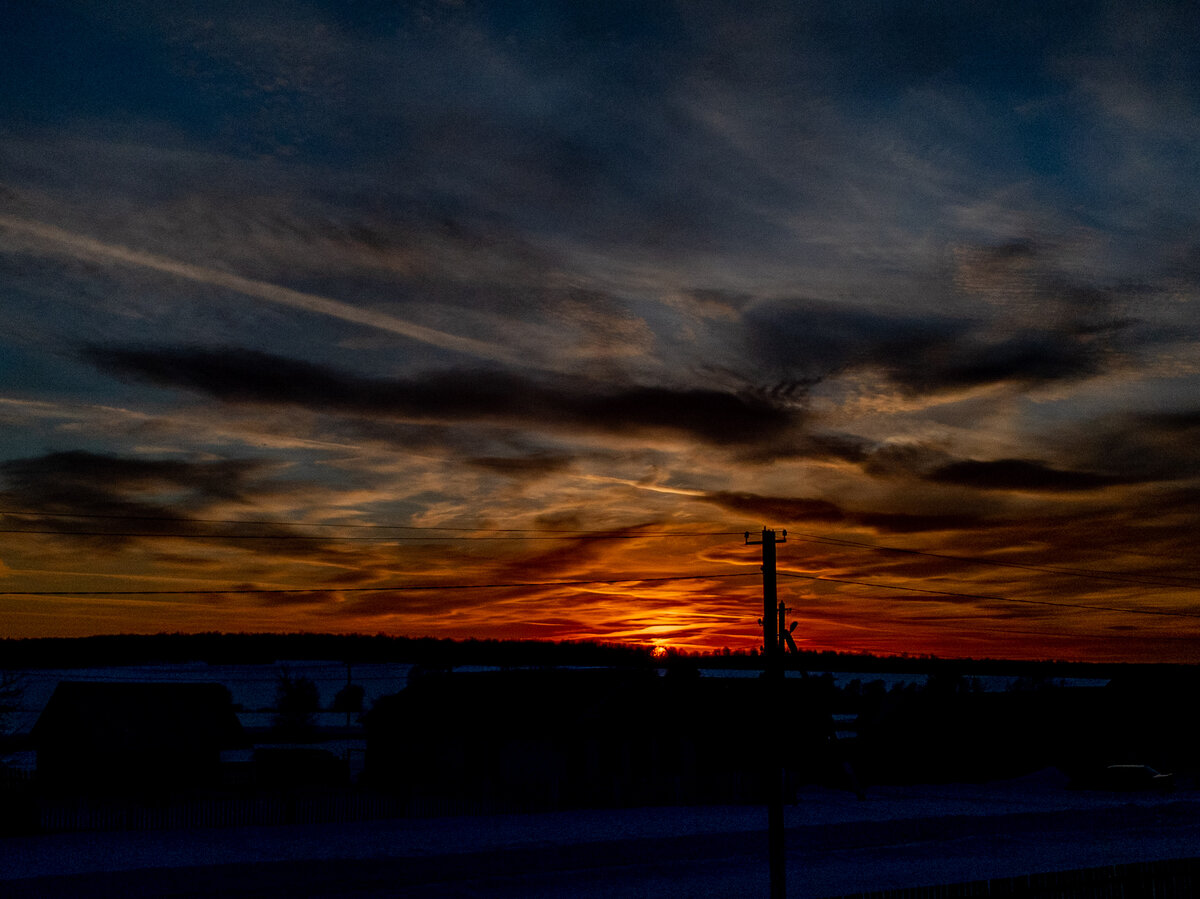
{"left": 2, "top": 1, "right": 1200, "bottom": 662}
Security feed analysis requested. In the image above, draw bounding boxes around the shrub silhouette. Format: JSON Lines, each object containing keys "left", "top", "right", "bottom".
{"left": 333, "top": 682, "right": 365, "bottom": 713}
{"left": 274, "top": 666, "right": 320, "bottom": 737}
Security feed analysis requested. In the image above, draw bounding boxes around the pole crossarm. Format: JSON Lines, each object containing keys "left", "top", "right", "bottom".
{"left": 743, "top": 528, "right": 787, "bottom": 546}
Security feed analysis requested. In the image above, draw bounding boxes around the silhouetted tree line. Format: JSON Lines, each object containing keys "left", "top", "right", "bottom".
{"left": 272, "top": 665, "right": 321, "bottom": 738}
{"left": 840, "top": 666, "right": 1200, "bottom": 785}
{"left": 9, "top": 655, "right": 1200, "bottom": 828}
{"left": 363, "top": 666, "right": 1200, "bottom": 805}
{"left": 0, "top": 632, "right": 1155, "bottom": 679}
{"left": 0, "top": 633, "right": 655, "bottom": 670}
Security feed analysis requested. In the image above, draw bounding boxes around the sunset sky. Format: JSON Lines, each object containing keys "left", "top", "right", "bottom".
{"left": 3, "top": 2, "right": 1200, "bottom": 662}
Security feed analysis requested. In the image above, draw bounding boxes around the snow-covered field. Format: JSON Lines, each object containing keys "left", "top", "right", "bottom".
{"left": 5, "top": 771, "right": 1200, "bottom": 898}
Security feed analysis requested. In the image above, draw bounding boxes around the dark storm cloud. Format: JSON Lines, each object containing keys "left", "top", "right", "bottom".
{"left": 926, "top": 458, "right": 1135, "bottom": 492}
{"left": 1068, "top": 409, "right": 1200, "bottom": 484}
{"left": 85, "top": 345, "right": 797, "bottom": 447}
{"left": 702, "top": 490, "right": 988, "bottom": 534}
{"left": 742, "top": 294, "right": 1132, "bottom": 396}
{"left": 1130, "top": 410, "right": 1200, "bottom": 434}
{"left": 855, "top": 436, "right": 1155, "bottom": 493}
{"left": 252, "top": 590, "right": 338, "bottom": 609}
{"left": 886, "top": 333, "right": 1118, "bottom": 394}
{"left": 0, "top": 450, "right": 263, "bottom": 505}
{"left": 465, "top": 454, "right": 574, "bottom": 479}
{"left": 851, "top": 511, "right": 998, "bottom": 534}
{"left": 0, "top": 450, "right": 318, "bottom": 550}
{"left": 975, "top": 240, "right": 1038, "bottom": 262}
{"left": 743, "top": 298, "right": 956, "bottom": 381}
{"left": 703, "top": 491, "right": 845, "bottom": 525}
{"left": 860, "top": 442, "right": 955, "bottom": 479}
{"left": 792, "top": 432, "right": 873, "bottom": 464}
{"left": 489, "top": 523, "right": 664, "bottom": 583}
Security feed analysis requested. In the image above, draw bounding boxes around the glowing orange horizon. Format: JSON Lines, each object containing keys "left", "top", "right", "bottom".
{"left": 3, "top": 519, "right": 1200, "bottom": 665}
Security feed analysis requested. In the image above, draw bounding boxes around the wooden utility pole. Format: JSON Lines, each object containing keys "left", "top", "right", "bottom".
{"left": 746, "top": 527, "right": 787, "bottom": 898}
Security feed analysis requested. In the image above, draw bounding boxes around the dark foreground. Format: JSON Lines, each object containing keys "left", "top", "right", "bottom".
{"left": 7, "top": 774, "right": 1200, "bottom": 898}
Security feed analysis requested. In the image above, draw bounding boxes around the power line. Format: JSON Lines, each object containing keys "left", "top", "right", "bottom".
{"left": 0, "top": 511, "right": 745, "bottom": 539}
{"left": 12, "top": 511, "right": 1200, "bottom": 624}
{"left": 10, "top": 510, "right": 1199, "bottom": 583}
{"left": 786, "top": 531, "right": 1200, "bottom": 589}
{"left": 0, "top": 571, "right": 756, "bottom": 596}
{"left": 0, "top": 528, "right": 740, "bottom": 542}
{"left": 0, "top": 529, "right": 356, "bottom": 540}
{"left": 777, "top": 570, "right": 1200, "bottom": 619}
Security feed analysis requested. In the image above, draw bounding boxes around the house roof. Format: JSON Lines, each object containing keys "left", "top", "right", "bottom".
{"left": 31, "top": 681, "right": 249, "bottom": 752}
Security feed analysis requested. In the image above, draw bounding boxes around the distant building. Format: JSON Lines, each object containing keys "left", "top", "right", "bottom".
{"left": 363, "top": 668, "right": 838, "bottom": 810}
{"left": 31, "top": 681, "right": 249, "bottom": 792}
{"left": 852, "top": 685, "right": 1129, "bottom": 784}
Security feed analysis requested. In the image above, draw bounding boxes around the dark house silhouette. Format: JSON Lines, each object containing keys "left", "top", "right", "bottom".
{"left": 849, "top": 677, "right": 1200, "bottom": 785}
{"left": 363, "top": 668, "right": 838, "bottom": 810}
{"left": 31, "top": 681, "right": 249, "bottom": 793}
{"left": 253, "top": 746, "right": 350, "bottom": 788}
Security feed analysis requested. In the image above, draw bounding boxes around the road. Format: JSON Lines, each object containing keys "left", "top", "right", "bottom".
{"left": 6, "top": 773, "right": 1200, "bottom": 897}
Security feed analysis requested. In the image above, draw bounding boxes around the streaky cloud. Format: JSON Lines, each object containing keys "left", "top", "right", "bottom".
{"left": 742, "top": 280, "right": 1136, "bottom": 396}
{"left": 702, "top": 489, "right": 990, "bottom": 534}
{"left": 0, "top": 450, "right": 266, "bottom": 503}
{"left": 0, "top": 450, "right": 326, "bottom": 554}
{"left": 0, "top": 214, "right": 517, "bottom": 364}
{"left": 927, "top": 458, "right": 1137, "bottom": 492}
{"left": 85, "top": 345, "right": 797, "bottom": 447}
{"left": 465, "top": 454, "right": 574, "bottom": 479}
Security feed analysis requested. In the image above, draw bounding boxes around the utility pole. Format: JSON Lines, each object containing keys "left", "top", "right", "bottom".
{"left": 746, "top": 527, "right": 787, "bottom": 899}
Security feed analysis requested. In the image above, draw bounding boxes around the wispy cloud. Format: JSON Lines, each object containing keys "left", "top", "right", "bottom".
{"left": 0, "top": 214, "right": 518, "bottom": 364}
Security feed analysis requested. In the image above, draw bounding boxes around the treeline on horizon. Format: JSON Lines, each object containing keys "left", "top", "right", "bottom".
{"left": 0, "top": 632, "right": 1176, "bottom": 678}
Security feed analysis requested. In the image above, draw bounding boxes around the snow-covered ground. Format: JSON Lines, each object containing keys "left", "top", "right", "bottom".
{"left": 5, "top": 771, "right": 1200, "bottom": 898}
